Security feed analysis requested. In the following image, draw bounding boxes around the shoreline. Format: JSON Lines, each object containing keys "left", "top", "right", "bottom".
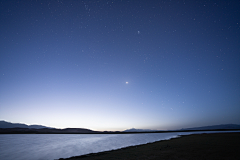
{"left": 59, "top": 132, "right": 240, "bottom": 160}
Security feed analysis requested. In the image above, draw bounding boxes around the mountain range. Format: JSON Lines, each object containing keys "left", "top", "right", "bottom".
{"left": 0, "top": 120, "right": 50, "bottom": 129}
{"left": 0, "top": 120, "right": 97, "bottom": 134}
{"left": 124, "top": 124, "right": 240, "bottom": 132}
{"left": 1, "top": 120, "right": 240, "bottom": 134}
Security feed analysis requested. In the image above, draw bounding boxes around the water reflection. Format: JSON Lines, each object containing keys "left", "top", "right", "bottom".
{"left": 0, "top": 131, "right": 238, "bottom": 160}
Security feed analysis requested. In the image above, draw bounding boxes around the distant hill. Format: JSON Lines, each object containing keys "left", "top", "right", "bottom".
{"left": 0, "top": 120, "right": 50, "bottom": 129}
{"left": 0, "top": 120, "right": 98, "bottom": 134}
{"left": 181, "top": 124, "right": 240, "bottom": 130}
{"left": 124, "top": 124, "right": 240, "bottom": 133}
{"left": 124, "top": 128, "right": 158, "bottom": 132}
{"left": 0, "top": 127, "right": 99, "bottom": 134}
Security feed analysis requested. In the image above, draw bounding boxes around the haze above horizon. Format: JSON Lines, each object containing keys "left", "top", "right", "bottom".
{"left": 0, "top": 0, "right": 239, "bottom": 131}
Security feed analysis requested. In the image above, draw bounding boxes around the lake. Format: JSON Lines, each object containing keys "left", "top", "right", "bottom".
{"left": 0, "top": 131, "right": 237, "bottom": 160}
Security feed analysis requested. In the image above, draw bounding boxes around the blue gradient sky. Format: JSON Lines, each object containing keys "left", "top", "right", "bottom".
{"left": 0, "top": 0, "right": 240, "bottom": 131}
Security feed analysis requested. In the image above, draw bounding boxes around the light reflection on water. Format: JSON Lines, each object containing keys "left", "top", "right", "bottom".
{"left": 0, "top": 131, "right": 237, "bottom": 160}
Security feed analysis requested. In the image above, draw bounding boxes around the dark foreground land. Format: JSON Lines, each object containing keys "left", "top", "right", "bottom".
{"left": 60, "top": 132, "right": 240, "bottom": 160}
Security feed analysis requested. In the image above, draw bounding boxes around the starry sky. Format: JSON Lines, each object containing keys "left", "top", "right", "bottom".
{"left": 0, "top": 0, "right": 240, "bottom": 131}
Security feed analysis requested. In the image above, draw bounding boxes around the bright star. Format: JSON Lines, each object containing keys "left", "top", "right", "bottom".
{"left": 126, "top": 82, "right": 129, "bottom": 84}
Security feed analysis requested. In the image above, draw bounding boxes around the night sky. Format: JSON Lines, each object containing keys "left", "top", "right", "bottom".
{"left": 0, "top": 0, "right": 240, "bottom": 131}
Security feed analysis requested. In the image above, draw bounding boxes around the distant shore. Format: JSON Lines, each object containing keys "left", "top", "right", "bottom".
{"left": 60, "top": 132, "right": 240, "bottom": 160}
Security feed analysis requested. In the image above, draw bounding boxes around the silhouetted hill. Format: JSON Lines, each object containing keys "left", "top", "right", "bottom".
{"left": 0, "top": 120, "right": 98, "bottom": 134}
{"left": 124, "top": 128, "right": 159, "bottom": 132}
{"left": 0, "top": 120, "right": 50, "bottom": 129}
{"left": 124, "top": 124, "right": 240, "bottom": 133}
{"left": 0, "top": 127, "right": 98, "bottom": 134}
{"left": 61, "top": 128, "right": 96, "bottom": 133}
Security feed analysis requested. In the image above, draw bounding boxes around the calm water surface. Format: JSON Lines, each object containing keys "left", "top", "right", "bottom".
{"left": 0, "top": 131, "right": 236, "bottom": 160}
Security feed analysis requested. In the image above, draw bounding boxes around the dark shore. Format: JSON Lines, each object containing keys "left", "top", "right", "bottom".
{"left": 60, "top": 132, "right": 240, "bottom": 160}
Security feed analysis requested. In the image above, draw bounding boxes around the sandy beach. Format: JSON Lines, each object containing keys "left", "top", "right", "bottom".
{"left": 60, "top": 132, "right": 240, "bottom": 160}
